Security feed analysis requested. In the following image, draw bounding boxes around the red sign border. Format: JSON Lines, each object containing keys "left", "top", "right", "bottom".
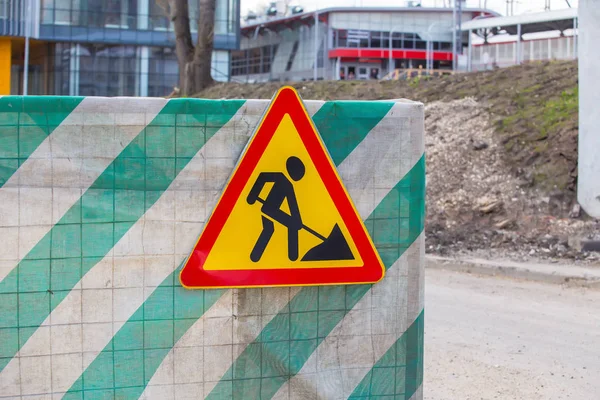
{"left": 180, "top": 87, "right": 385, "bottom": 288}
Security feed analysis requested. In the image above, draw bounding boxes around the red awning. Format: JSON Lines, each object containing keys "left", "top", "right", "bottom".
{"left": 329, "top": 48, "right": 453, "bottom": 61}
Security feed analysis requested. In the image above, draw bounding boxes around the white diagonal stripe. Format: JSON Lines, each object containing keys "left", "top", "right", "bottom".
{"left": 338, "top": 100, "right": 424, "bottom": 219}
{"left": 0, "top": 98, "right": 169, "bottom": 285}
{"left": 273, "top": 233, "right": 424, "bottom": 400}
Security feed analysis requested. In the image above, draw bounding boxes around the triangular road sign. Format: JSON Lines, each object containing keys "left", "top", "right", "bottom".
{"left": 180, "top": 87, "right": 385, "bottom": 289}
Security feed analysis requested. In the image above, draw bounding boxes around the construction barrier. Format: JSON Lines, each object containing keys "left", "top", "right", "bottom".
{"left": 0, "top": 95, "right": 425, "bottom": 399}
{"left": 381, "top": 67, "right": 454, "bottom": 81}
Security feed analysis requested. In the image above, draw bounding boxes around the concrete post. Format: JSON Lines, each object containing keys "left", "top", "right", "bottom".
{"left": 23, "top": 0, "right": 30, "bottom": 95}
{"left": 452, "top": 1, "right": 457, "bottom": 70}
{"left": 573, "top": 17, "right": 578, "bottom": 59}
{"left": 314, "top": 12, "right": 319, "bottom": 81}
{"left": 389, "top": 29, "right": 394, "bottom": 74}
{"left": 426, "top": 39, "right": 430, "bottom": 71}
{"left": 269, "top": 42, "right": 273, "bottom": 81}
{"left": 136, "top": 46, "right": 149, "bottom": 97}
{"left": 578, "top": 1, "right": 600, "bottom": 217}
{"left": 467, "top": 29, "right": 472, "bottom": 72}
{"left": 137, "top": 0, "right": 148, "bottom": 30}
{"left": 516, "top": 23, "right": 522, "bottom": 64}
{"left": 530, "top": 40, "right": 534, "bottom": 61}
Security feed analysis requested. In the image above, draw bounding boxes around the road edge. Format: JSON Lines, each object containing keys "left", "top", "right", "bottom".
{"left": 426, "top": 255, "right": 600, "bottom": 288}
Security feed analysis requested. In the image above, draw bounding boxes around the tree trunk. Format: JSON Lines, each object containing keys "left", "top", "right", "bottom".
{"left": 169, "top": 0, "right": 194, "bottom": 94}
{"left": 193, "top": 0, "right": 216, "bottom": 92}
{"left": 167, "top": 0, "right": 216, "bottom": 96}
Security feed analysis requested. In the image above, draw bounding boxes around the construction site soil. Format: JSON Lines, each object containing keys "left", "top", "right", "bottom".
{"left": 197, "top": 60, "right": 599, "bottom": 263}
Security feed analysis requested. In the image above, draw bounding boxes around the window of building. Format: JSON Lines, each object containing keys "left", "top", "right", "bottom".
{"left": 41, "top": 0, "right": 138, "bottom": 28}
{"left": 39, "top": 0, "right": 238, "bottom": 36}
{"left": 188, "top": 0, "right": 198, "bottom": 32}
{"left": 215, "top": 0, "right": 227, "bottom": 34}
{"left": 47, "top": 43, "right": 189, "bottom": 96}
{"left": 51, "top": 43, "right": 72, "bottom": 95}
{"left": 228, "top": 0, "right": 236, "bottom": 33}
{"left": 103, "top": 0, "right": 124, "bottom": 27}
{"left": 332, "top": 28, "right": 452, "bottom": 53}
{"left": 50, "top": 43, "right": 142, "bottom": 96}
{"left": 148, "top": 0, "right": 169, "bottom": 30}
{"left": 231, "top": 44, "right": 279, "bottom": 76}
{"left": 148, "top": 47, "right": 178, "bottom": 96}
{"left": 390, "top": 32, "right": 403, "bottom": 49}
{"left": 261, "top": 44, "right": 278, "bottom": 74}
{"left": 334, "top": 29, "right": 347, "bottom": 47}
{"left": 0, "top": 0, "right": 8, "bottom": 19}
{"left": 316, "top": 40, "right": 324, "bottom": 68}
{"left": 76, "top": 44, "right": 138, "bottom": 96}
{"left": 346, "top": 29, "right": 369, "bottom": 48}
{"left": 231, "top": 49, "right": 247, "bottom": 76}
{"left": 41, "top": 0, "right": 74, "bottom": 25}
{"left": 371, "top": 32, "right": 384, "bottom": 49}
{"left": 248, "top": 48, "right": 261, "bottom": 74}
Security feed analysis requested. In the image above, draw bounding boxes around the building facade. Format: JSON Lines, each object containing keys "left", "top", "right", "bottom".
{"left": 233, "top": 6, "right": 495, "bottom": 83}
{"left": 0, "top": 0, "right": 240, "bottom": 96}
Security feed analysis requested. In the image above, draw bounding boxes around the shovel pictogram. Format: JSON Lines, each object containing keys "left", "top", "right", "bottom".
{"left": 254, "top": 198, "right": 354, "bottom": 261}
{"left": 247, "top": 156, "right": 354, "bottom": 263}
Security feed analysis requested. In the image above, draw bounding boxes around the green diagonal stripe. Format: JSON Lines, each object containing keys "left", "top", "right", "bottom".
{"left": 349, "top": 311, "right": 424, "bottom": 399}
{"left": 206, "top": 156, "right": 425, "bottom": 399}
{"left": 63, "top": 101, "right": 396, "bottom": 399}
{"left": 0, "top": 99, "right": 244, "bottom": 373}
{"left": 313, "top": 101, "right": 396, "bottom": 165}
{"left": 0, "top": 96, "right": 84, "bottom": 187}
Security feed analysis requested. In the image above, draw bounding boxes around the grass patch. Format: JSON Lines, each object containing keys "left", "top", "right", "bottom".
{"left": 541, "top": 87, "right": 578, "bottom": 135}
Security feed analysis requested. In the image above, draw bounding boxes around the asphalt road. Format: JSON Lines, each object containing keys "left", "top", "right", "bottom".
{"left": 424, "top": 269, "right": 600, "bottom": 400}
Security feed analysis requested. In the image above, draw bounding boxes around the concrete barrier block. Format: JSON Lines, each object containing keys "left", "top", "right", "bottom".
{"left": 0, "top": 96, "right": 424, "bottom": 399}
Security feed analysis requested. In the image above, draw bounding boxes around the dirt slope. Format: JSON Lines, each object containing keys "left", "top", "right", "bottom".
{"left": 424, "top": 98, "right": 595, "bottom": 260}
{"left": 199, "top": 60, "right": 578, "bottom": 203}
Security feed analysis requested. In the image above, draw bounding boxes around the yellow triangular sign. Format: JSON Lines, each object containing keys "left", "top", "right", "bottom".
{"left": 180, "top": 87, "right": 384, "bottom": 288}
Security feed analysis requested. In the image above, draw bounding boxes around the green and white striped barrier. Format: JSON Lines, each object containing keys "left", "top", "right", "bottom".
{"left": 0, "top": 95, "right": 424, "bottom": 399}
